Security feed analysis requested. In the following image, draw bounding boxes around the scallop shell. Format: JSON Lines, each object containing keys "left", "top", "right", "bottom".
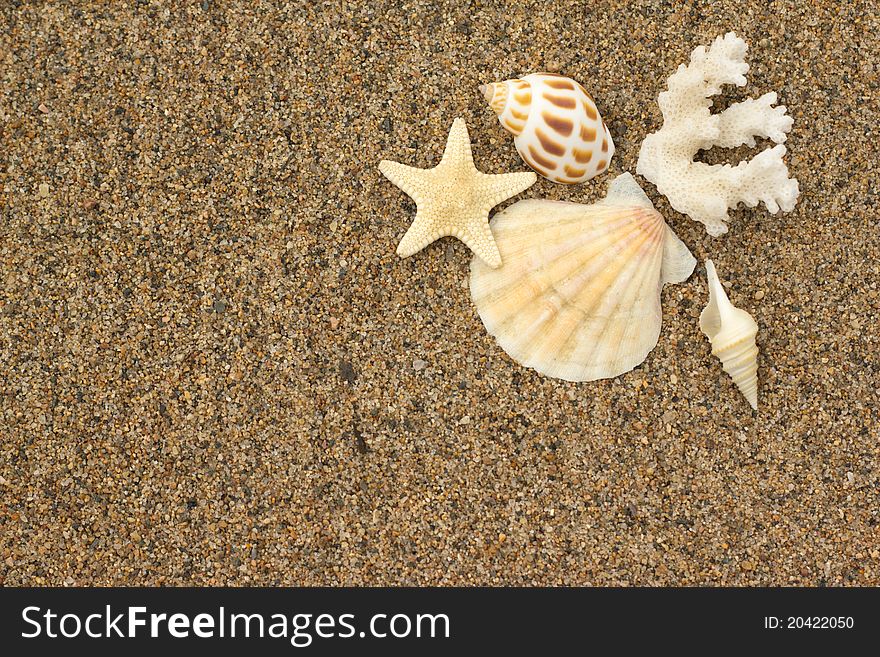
{"left": 480, "top": 73, "right": 615, "bottom": 184}
{"left": 470, "top": 173, "right": 695, "bottom": 381}
{"left": 699, "top": 260, "right": 759, "bottom": 409}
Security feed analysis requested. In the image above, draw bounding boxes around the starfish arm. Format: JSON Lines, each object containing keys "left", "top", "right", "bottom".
{"left": 461, "top": 215, "right": 503, "bottom": 269}
{"left": 379, "top": 160, "right": 433, "bottom": 202}
{"left": 396, "top": 211, "right": 439, "bottom": 258}
{"left": 480, "top": 171, "right": 538, "bottom": 207}
{"left": 438, "top": 117, "right": 475, "bottom": 169}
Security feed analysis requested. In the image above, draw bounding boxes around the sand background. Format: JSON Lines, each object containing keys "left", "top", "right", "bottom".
{"left": 1, "top": 1, "right": 878, "bottom": 585}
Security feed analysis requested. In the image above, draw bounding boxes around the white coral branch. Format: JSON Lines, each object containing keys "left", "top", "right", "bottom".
{"left": 636, "top": 32, "right": 799, "bottom": 236}
{"left": 713, "top": 93, "right": 793, "bottom": 148}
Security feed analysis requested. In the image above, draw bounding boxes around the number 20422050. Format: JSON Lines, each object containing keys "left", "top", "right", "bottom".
{"left": 765, "top": 617, "right": 854, "bottom": 629}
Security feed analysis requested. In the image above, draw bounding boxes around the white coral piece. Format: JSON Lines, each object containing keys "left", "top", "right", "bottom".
{"left": 636, "top": 32, "right": 799, "bottom": 236}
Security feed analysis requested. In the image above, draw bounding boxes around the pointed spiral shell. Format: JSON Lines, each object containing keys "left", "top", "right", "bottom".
{"left": 481, "top": 73, "right": 614, "bottom": 184}
{"left": 700, "top": 260, "right": 759, "bottom": 410}
{"left": 713, "top": 331, "right": 759, "bottom": 410}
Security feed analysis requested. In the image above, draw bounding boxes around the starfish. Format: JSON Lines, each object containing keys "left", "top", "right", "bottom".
{"left": 379, "top": 117, "right": 536, "bottom": 268}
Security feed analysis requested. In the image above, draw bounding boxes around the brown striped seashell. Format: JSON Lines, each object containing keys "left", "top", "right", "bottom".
{"left": 480, "top": 73, "right": 615, "bottom": 184}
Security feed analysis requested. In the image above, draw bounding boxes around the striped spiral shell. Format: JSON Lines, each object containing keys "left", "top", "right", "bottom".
{"left": 480, "top": 73, "right": 615, "bottom": 184}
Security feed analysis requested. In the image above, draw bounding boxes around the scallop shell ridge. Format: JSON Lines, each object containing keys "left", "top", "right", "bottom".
{"left": 470, "top": 173, "right": 695, "bottom": 381}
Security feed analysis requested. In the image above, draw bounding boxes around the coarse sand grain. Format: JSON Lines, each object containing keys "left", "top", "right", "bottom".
{"left": 0, "top": 1, "right": 878, "bottom": 585}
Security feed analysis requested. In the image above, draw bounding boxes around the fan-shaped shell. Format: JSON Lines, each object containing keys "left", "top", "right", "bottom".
{"left": 699, "top": 260, "right": 759, "bottom": 409}
{"left": 470, "top": 173, "right": 695, "bottom": 381}
{"left": 480, "top": 73, "right": 615, "bottom": 184}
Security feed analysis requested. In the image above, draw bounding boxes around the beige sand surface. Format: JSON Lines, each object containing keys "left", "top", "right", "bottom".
{"left": 1, "top": 1, "right": 878, "bottom": 585}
